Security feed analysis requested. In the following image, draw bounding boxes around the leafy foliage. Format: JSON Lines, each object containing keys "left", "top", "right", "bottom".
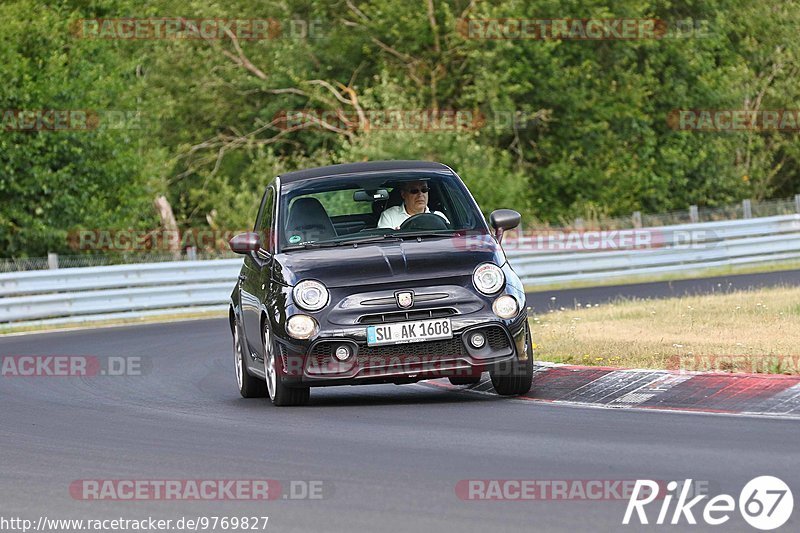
{"left": 2, "top": 0, "right": 799, "bottom": 255}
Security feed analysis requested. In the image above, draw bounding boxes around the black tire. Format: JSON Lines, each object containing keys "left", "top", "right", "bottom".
{"left": 234, "top": 322, "right": 267, "bottom": 398}
{"left": 448, "top": 375, "right": 482, "bottom": 386}
{"left": 490, "top": 324, "right": 534, "bottom": 396}
{"left": 263, "top": 323, "right": 310, "bottom": 407}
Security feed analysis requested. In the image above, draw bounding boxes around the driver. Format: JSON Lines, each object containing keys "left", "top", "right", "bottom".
{"left": 377, "top": 180, "right": 450, "bottom": 229}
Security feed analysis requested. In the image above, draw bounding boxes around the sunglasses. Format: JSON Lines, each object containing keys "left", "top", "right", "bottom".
{"left": 406, "top": 187, "right": 430, "bottom": 194}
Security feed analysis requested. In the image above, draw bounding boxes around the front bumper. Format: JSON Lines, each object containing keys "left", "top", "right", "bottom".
{"left": 276, "top": 313, "right": 529, "bottom": 386}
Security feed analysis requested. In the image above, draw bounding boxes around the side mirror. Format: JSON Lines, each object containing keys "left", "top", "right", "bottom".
{"left": 229, "top": 232, "right": 262, "bottom": 255}
{"left": 489, "top": 209, "right": 521, "bottom": 243}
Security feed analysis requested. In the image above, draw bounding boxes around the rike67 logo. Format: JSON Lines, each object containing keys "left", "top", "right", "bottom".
{"left": 624, "top": 476, "right": 793, "bottom": 530}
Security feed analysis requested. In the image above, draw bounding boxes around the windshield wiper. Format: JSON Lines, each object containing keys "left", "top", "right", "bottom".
{"left": 340, "top": 235, "right": 404, "bottom": 246}
{"left": 388, "top": 231, "right": 460, "bottom": 240}
{"left": 282, "top": 241, "right": 342, "bottom": 250}
{"left": 283, "top": 235, "right": 401, "bottom": 250}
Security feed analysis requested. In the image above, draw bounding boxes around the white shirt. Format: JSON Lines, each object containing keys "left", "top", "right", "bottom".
{"left": 377, "top": 204, "right": 450, "bottom": 230}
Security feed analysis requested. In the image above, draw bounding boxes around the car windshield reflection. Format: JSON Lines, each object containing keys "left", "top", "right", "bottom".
{"left": 279, "top": 172, "right": 484, "bottom": 251}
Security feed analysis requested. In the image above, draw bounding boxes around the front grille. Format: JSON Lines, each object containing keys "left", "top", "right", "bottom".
{"left": 310, "top": 338, "right": 466, "bottom": 369}
{"left": 278, "top": 343, "right": 288, "bottom": 373}
{"left": 310, "top": 343, "right": 334, "bottom": 368}
{"left": 360, "top": 292, "right": 450, "bottom": 306}
{"left": 357, "top": 337, "right": 466, "bottom": 368}
{"left": 484, "top": 326, "right": 511, "bottom": 350}
{"left": 358, "top": 307, "right": 457, "bottom": 324}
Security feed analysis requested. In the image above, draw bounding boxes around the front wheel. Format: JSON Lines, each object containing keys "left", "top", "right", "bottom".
{"left": 490, "top": 324, "right": 534, "bottom": 396}
{"left": 263, "top": 324, "right": 310, "bottom": 407}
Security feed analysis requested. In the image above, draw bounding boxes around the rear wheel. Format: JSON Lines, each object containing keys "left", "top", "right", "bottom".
{"left": 234, "top": 322, "right": 267, "bottom": 398}
{"left": 263, "top": 323, "right": 310, "bottom": 407}
{"left": 490, "top": 324, "right": 534, "bottom": 396}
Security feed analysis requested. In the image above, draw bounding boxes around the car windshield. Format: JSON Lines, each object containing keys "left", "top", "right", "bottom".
{"left": 278, "top": 170, "right": 488, "bottom": 251}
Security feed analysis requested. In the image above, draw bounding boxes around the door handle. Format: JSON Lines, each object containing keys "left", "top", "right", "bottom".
{"left": 238, "top": 274, "right": 247, "bottom": 282}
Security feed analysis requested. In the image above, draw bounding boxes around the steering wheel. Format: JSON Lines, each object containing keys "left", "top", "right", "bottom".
{"left": 398, "top": 213, "right": 449, "bottom": 231}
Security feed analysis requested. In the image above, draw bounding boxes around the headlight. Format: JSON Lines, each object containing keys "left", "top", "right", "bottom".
{"left": 287, "top": 314, "right": 318, "bottom": 340}
{"left": 473, "top": 263, "right": 505, "bottom": 295}
{"left": 493, "top": 295, "right": 519, "bottom": 319}
{"left": 292, "top": 280, "right": 329, "bottom": 311}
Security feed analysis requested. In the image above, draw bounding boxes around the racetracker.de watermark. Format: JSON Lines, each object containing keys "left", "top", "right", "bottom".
{"left": 667, "top": 355, "right": 800, "bottom": 374}
{"left": 67, "top": 229, "right": 249, "bottom": 252}
{"left": 1, "top": 110, "right": 147, "bottom": 132}
{"left": 1, "top": 356, "right": 145, "bottom": 377}
{"left": 457, "top": 18, "right": 711, "bottom": 40}
{"left": 273, "top": 109, "right": 550, "bottom": 133}
{"left": 302, "top": 355, "right": 488, "bottom": 378}
{"left": 73, "top": 18, "right": 323, "bottom": 40}
{"left": 460, "top": 229, "right": 715, "bottom": 252}
{"left": 274, "top": 109, "right": 485, "bottom": 132}
{"left": 455, "top": 479, "right": 710, "bottom": 501}
{"left": 668, "top": 109, "right": 800, "bottom": 131}
{"left": 69, "top": 479, "right": 329, "bottom": 500}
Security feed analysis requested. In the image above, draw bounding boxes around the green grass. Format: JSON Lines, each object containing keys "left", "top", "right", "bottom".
{"left": 531, "top": 285, "right": 800, "bottom": 374}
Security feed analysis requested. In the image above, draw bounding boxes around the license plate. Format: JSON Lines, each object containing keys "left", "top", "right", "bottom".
{"left": 366, "top": 318, "right": 452, "bottom": 346}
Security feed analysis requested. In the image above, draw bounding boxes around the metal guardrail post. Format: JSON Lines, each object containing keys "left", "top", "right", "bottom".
{"left": 795, "top": 194, "right": 800, "bottom": 214}
{"left": 632, "top": 211, "right": 642, "bottom": 228}
{"left": 47, "top": 253, "right": 59, "bottom": 270}
{"left": 689, "top": 205, "right": 699, "bottom": 223}
{"left": 743, "top": 199, "right": 752, "bottom": 219}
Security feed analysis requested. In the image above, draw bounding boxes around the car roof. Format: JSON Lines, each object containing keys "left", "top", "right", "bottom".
{"left": 278, "top": 160, "right": 452, "bottom": 183}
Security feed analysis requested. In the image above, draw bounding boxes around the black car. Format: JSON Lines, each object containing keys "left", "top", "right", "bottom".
{"left": 228, "top": 160, "right": 533, "bottom": 406}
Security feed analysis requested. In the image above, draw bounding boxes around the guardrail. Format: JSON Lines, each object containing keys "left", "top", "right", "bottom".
{"left": 2, "top": 214, "right": 799, "bottom": 326}
{"left": 506, "top": 214, "right": 800, "bottom": 284}
{"left": 0, "top": 260, "right": 241, "bottom": 325}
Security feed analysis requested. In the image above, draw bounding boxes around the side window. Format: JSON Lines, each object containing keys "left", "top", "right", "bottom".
{"left": 254, "top": 186, "right": 275, "bottom": 251}
{"left": 440, "top": 181, "right": 468, "bottom": 229}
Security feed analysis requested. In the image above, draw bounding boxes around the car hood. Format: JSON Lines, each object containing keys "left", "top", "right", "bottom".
{"left": 273, "top": 234, "right": 506, "bottom": 288}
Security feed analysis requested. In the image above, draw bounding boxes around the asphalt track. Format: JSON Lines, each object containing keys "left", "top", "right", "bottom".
{"left": 524, "top": 268, "right": 800, "bottom": 311}
{"left": 1, "top": 319, "right": 798, "bottom": 533}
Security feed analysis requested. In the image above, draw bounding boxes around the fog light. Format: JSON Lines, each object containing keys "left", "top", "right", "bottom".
{"left": 492, "top": 295, "right": 519, "bottom": 319}
{"left": 334, "top": 345, "right": 352, "bottom": 362}
{"left": 287, "top": 314, "right": 318, "bottom": 340}
{"left": 469, "top": 333, "right": 486, "bottom": 349}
